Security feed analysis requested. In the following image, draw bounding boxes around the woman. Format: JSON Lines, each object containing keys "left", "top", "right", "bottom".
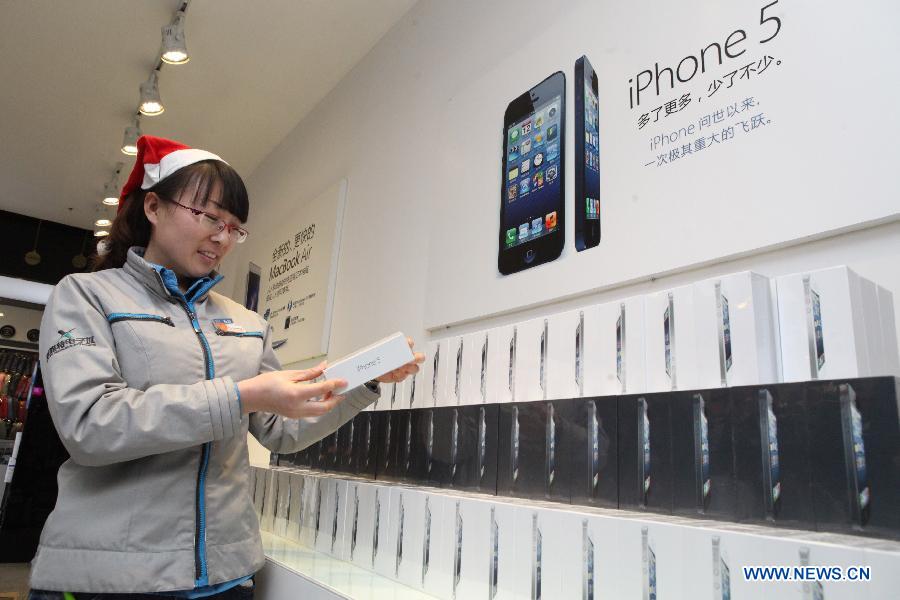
{"left": 30, "top": 136, "right": 423, "bottom": 598}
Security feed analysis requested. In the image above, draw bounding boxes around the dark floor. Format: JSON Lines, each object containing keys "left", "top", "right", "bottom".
{"left": 0, "top": 563, "right": 30, "bottom": 599}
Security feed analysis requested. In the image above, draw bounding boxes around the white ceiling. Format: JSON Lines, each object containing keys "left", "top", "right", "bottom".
{"left": 0, "top": 0, "right": 417, "bottom": 229}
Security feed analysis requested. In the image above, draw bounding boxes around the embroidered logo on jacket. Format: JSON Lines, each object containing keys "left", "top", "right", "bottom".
{"left": 46, "top": 328, "right": 96, "bottom": 361}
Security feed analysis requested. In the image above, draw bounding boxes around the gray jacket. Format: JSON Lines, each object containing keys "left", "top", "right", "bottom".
{"left": 31, "top": 247, "right": 378, "bottom": 593}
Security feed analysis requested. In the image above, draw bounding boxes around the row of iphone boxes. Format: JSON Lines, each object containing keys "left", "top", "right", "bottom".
{"left": 369, "top": 266, "right": 899, "bottom": 410}
{"left": 284, "top": 377, "right": 900, "bottom": 541}
{"left": 250, "top": 466, "right": 899, "bottom": 600}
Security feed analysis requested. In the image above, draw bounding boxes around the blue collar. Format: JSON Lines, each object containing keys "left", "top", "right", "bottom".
{"left": 125, "top": 246, "right": 224, "bottom": 306}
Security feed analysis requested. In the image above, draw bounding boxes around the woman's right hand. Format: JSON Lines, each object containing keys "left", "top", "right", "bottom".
{"left": 237, "top": 363, "right": 348, "bottom": 419}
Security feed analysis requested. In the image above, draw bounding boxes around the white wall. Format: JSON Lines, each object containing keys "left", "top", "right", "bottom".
{"left": 220, "top": 0, "right": 900, "bottom": 363}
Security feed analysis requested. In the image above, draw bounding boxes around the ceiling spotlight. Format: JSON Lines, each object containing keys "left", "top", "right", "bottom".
{"left": 121, "top": 118, "right": 141, "bottom": 155}
{"left": 161, "top": 11, "right": 189, "bottom": 65}
{"left": 94, "top": 230, "right": 109, "bottom": 237}
{"left": 103, "top": 182, "right": 119, "bottom": 205}
{"left": 139, "top": 71, "right": 164, "bottom": 116}
{"left": 95, "top": 218, "right": 112, "bottom": 227}
{"left": 102, "top": 162, "right": 124, "bottom": 205}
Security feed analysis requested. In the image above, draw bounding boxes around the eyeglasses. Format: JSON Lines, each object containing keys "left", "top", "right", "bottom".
{"left": 168, "top": 199, "right": 248, "bottom": 243}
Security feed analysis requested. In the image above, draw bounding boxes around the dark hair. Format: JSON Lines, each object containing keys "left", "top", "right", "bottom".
{"left": 92, "top": 160, "right": 249, "bottom": 271}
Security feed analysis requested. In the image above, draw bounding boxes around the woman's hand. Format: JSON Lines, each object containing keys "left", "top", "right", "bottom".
{"left": 376, "top": 337, "right": 426, "bottom": 384}
{"left": 238, "top": 362, "right": 348, "bottom": 418}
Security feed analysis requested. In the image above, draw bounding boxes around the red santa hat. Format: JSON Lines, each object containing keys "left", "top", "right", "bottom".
{"left": 118, "top": 135, "right": 227, "bottom": 213}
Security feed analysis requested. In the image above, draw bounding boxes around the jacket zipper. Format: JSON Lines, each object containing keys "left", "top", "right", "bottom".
{"left": 107, "top": 313, "right": 175, "bottom": 327}
{"left": 186, "top": 307, "right": 214, "bottom": 585}
{"left": 151, "top": 267, "right": 220, "bottom": 587}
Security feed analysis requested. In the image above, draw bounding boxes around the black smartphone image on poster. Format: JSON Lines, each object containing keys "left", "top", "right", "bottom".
{"left": 478, "top": 406, "right": 488, "bottom": 482}
{"left": 426, "top": 410, "right": 435, "bottom": 474}
{"left": 450, "top": 408, "right": 460, "bottom": 480}
{"left": 244, "top": 262, "right": 261, "bottom": 312}
{"left": 511, "top": 405, "right": 521, "bottom": 484}
{"left": 694, "top": 394, "right": 711, "bottom": 511}
{"left": 638, "top": 398, "right": 651, "bottom": 505}
{"left": 546, "top": 403, "right": 557, "bottom": 495}
{"left": 363, "top": 414, "right": 373, "bottom": 470}
{"left": 575, "top": 55, "right": 601, "bottom": 251}
{"left": 758, "top": 390, "right": 782, "bottom": 518}
{"left": 499, "top": 71, "right": 566, "bottom": 275}
{"left": 589, "top": 401, "right": 601, "bottom": 493}
{"left": 840, "top": 384, "right": 870, "bottom": 526}
{"left": 404, "top": 412, "right": 414, "bottom": 474}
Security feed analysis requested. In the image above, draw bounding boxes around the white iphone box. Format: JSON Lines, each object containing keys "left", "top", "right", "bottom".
{"left": 405, "top": 366, "right": 421, "bottom": 409}
{"left": 421, "top": 339, "right": 448, "bottom": 409}
{"left": 390, "top": 379, "right": 407, "bottom": 411}
{"left": 325, "top": 332, "right": 414, "bottom": 394}
{"left": 419, "top": 493, "right": 450, "bottom": 597}
{"left": 547, "top": 309, "right": 583, "bottom": 400}
{"left": 645, "top": 285, "right": 698, "bottom": 393}
{"left": 553, "top": 509, "right": 621, "bottom": 600}
{"left": 510, "top": 507, "right": 561, "bottom": 600}
{"left": 615, "top": 518, "right": 685, "bottom": 600}
{"left": 348, "top": 482, "right": 383, "bottom": 571}
{"left": 285, "top": 472, "right": 307, "bottom": 543}
{"left": 371, "top": 483, "right": 396, "bottom": 578}
{"left": 584, "top": 297, "right": 647, "bottom": 396}
{"left": 253, "top": 467, "right": 267, "bottom": 521}
{"left": 273, "top": 470, "right": 292, "bottom": 539}
{"left": 313, "top": 477, "right": 336, "bottom": 555}
{"left": 444, "top": 335, "right": 465, "bottom": 407}
{"left": 693, "top": 271, "right": 779, "bottom": 388}
{"left": 298, "top": 475, "right": 320, "bottom": 548}
{"left": 487, "top": 325, "right": 516, "bottom": 405}
{"left": 877, "top": 285, "right": 900, "bottom": 376}
{"left": 450, "top": 496, "right": 493, "bottom": 599}
{"left": 388, "top": 488, "right": 427, "bottom": 588}
{"left": 776, "top": 266, "right": 871, "bottom": 382}
{"left": 860, "top": 278, "right": 887, "bottom": 377}
{"left": 460, "top": 331, "right": 488, "bottom": 406}
{"left": 260, "top": 468, "right": 279, "bottom": 533}
{"left": 514, "top": 317, "right": 550, "bottom": 402}
{"left": 330, "top": 479, "right": 351, "bottom": 560}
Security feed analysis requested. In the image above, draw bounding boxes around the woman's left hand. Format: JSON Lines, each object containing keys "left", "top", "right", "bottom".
{"left": 376, "top": 337, "right": 425, "bottom": 383}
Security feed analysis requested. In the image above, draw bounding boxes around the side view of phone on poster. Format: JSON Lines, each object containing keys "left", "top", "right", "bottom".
{"left": 575, "top": 55, "right": 601, "bottom": 251}
{"left": 499, "top": 71, "right": 566, "bottom": 275}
